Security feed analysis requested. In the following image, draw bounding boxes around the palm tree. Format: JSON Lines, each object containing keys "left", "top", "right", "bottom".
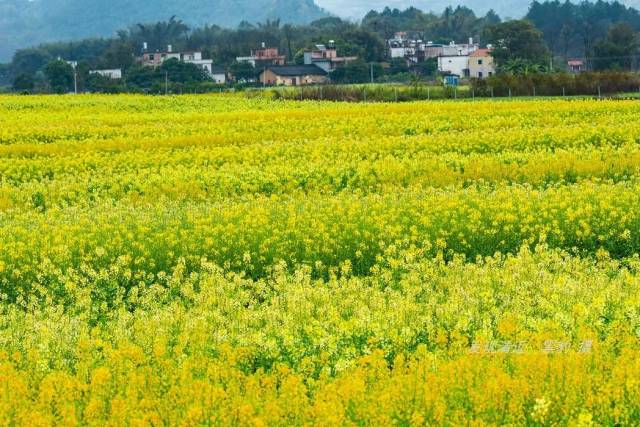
{"left": 501, "top": 58, "right": 547, "bottom": 75}
{"left": 133, "top": 16, "right": 189, "bottom": 51}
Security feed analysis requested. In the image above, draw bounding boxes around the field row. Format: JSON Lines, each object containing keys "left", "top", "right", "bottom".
{"left": 0, "top": 181, "right": 639, "bottom": 304}
{"left": 1, "top": 95, "right": 639, "bottom": 425}
{"left": 1, "top": 249, "right": 639, "bottom": 425}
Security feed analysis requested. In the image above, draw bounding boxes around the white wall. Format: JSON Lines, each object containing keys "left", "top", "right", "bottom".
{"left": 212, "top": 73, "right": 226, "bottom": 84}
{"left": 437, "top": 56, "right": 469, "bottom": 77}
{"left": 90, "top": 69, "right": 122, "bottom": 79}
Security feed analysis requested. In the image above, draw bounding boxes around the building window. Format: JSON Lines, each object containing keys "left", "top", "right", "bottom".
{"left": 478, "top": 59, "right": 483, "bottom": 65}
{"left": 149, "top": 54, "right": 155, "bottom": 60}
{"left": 478, "top": 72, "right": 483, "bottom": 78}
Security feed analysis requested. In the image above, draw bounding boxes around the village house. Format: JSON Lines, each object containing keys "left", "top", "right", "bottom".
{"left": 438, "top": 54, "right": 471, "bottom": 78}
{"left": 90, "top": 69, "right": 122, "bottom": 79}
{"left": 138, "top": 45, "right": 217, "bottom": 78}
{"left": 303, "top": 42, "right": 357, "bottom": 72}
{"left": 468, "top": 49, "right": 495, "bottom": 78}
{"left": 259, "top": 65, "right": 327, "bottom": 86}
{"left": 436, "top": 40, "right": 496, "bottom": 78}
{"left": 236, "top": 44, "right": 286, "bottom": 67}
{"left": 211, "top": 66, "right": 227, "bottom": 84}
{"left": 388, "top": 33, "right": 479, "bottom": 67}
{"left": 568, "top": 59, "right": 586, "bottom": 73}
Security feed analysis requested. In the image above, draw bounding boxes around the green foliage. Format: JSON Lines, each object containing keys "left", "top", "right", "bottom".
{"left": 501, "top": 58, "right": 548, "bottom": 75}
{"left": 592, "top": 22, "right": 639, "bottom": 71}
{"left": 527, "top": 0, "right": 640, "bottom": 58}
{"left": 127, "top": 16, "right": 190, "bottom": 53}
{"left": 471, "top": 71, "right": 640, "bottom": 96}
{"left": 271, "top": 83, "right": 470, "bottom": 102}
{"left": 484, "top": 20, "right": 550, "bottom": 69}
{"left": 12, "top": 73, "right": 34, "bottom": 92}
{"left": 229, "top": 61, "right": 257, "bottom": 82}
{"left": 330, "top": 61, "right": 384, "bottom": 84}
{"left": 44, "top": 60, "right": 74, "bottom": 93}
{"left": 159, "top": 58, "right": 209, "bottom": 82}
{"left": 362, "top": 6, "right": 502, "bottom": 43}
{"left": 11, "top": 48, "right": 52, "bottom": 75}
{"left": 31, "top": 191, "right": 46, "bottom": 212}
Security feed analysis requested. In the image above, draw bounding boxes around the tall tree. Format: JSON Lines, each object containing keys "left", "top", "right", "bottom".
{"left": 592, "top": 22, "right": 639, "bottom": 70}
{"left": 484, "top": 20, "right": 550, "bottom": 70}
{"left": 129, "top": 16, "right": 190, "bottom": 52}
{"left": 44, "top": 59, "right": 74, "bottom": 93}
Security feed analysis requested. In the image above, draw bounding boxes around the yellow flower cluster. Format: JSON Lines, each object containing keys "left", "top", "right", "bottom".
{"left": 0, "top": 94, "right": 639, "bottom": 425}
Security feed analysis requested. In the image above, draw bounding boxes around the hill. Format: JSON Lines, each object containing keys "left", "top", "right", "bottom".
{"left": 0, "top": 0, "right": 329, "bottom": 61}
{"left": 316, "top": 0, "right": 640, "bottom": 20}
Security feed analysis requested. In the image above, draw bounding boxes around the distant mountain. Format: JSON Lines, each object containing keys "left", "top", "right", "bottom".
{"left": 5, "top": 0, "right": 640, "bottom": 62}
{"left": 316, "top": 0, "right": 640, "bottom": 20}
{"left": 0, "top": 0, "right": 329, "bottom": 61}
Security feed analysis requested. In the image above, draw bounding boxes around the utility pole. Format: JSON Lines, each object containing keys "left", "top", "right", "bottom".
{"left": 73, "top": 68, "right": 78, "bottom": 95}
{"left": 165, "top": 71, "right": 168, "bottom": 95}
{"left": 370, "top": 63, "right": 374, "bottom": 84}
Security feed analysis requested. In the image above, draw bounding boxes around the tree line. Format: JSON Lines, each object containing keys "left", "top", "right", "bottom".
{"left": 1, "top": 1, "right": 640, "bottom": 93}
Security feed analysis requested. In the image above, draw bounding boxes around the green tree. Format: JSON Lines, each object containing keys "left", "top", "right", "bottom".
{"left": 501, "top": 58, "right": 547, "bottom": 75}
{"left": 230, "top": 61, "right": 257, "bottom": 82}
{"left": 388, "top": 58, "right": 409, "bottom": 75}
{"left": 340, "top": 29, "right": 386, "bottom": 62}
{"left": 126, "top": 16, "right": 190, "bottom": 52}
{"left": 124, "top": 65, "right": 156, "bottom": 90}
{"left": 592, "top": 23, "right": 638, "bottom": 71}
{"left": 415, "top": 57, "right": 438, "bottom": 77}
{"left": 98, "top": 41, "right": 135, "bottom": 69}
{"left": 159, "top": 58, "right": 208, "bottom": 83}
{"left": 330, "top": 60, "right": 383, "bottom": 84}
{"left": 484, "top": 20, "right": 550, "bottom": 71}
{"left": 44, "top": 60, "right": 74, "bottom": 93}
{"left": 12, "top": 73, "right": 35, "bottom": 92}
{"left": 0, "top": 63, "right": 10, "bottom": 86}
{"left": 11, "top": 48, "right": 52, "bottom": 75}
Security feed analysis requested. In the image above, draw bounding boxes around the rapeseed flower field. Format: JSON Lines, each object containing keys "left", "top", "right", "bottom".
{"left": 0, "top": 94, "right": 639, "bottom": 425}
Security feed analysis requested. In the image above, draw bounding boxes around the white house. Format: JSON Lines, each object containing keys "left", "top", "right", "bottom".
{"left": 211, "top": 66, "right": 226, "bottom": 84}
{"left": 303, "top": 43, "right": 358, "bottom": 73}
{"left": 440, "top": 39, "right": 478, "bottom": 56}
{"left": 438, "top": 55, "right": 471, "bottom": 77}
{"left": 387, "top": 34, "right": 479, "bottom": 69}
{"left": 236, "top": 44, "right": 286, "bottom": 67}
{"left": 181, "top": 52, "right": 215, "bottom": 75}
{"left": 139, "top": 45, "right": 216, "bottom": 79}
{"left": 90, "top": 69, "right": 122, "bottom": 79}
{"left": 468, "top": 49, "right": 495, "bottom": 78}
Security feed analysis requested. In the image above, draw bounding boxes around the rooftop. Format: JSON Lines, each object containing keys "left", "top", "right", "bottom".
{"left": 470, "top": 49, "right": 492, "bottom": 57}
{"left": 265, "top": 65, "right": 328, "bottom": 76}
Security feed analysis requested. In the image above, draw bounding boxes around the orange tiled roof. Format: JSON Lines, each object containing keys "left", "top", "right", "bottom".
{"left": 470, "top": 49, "right": 491, "bottom": 57}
